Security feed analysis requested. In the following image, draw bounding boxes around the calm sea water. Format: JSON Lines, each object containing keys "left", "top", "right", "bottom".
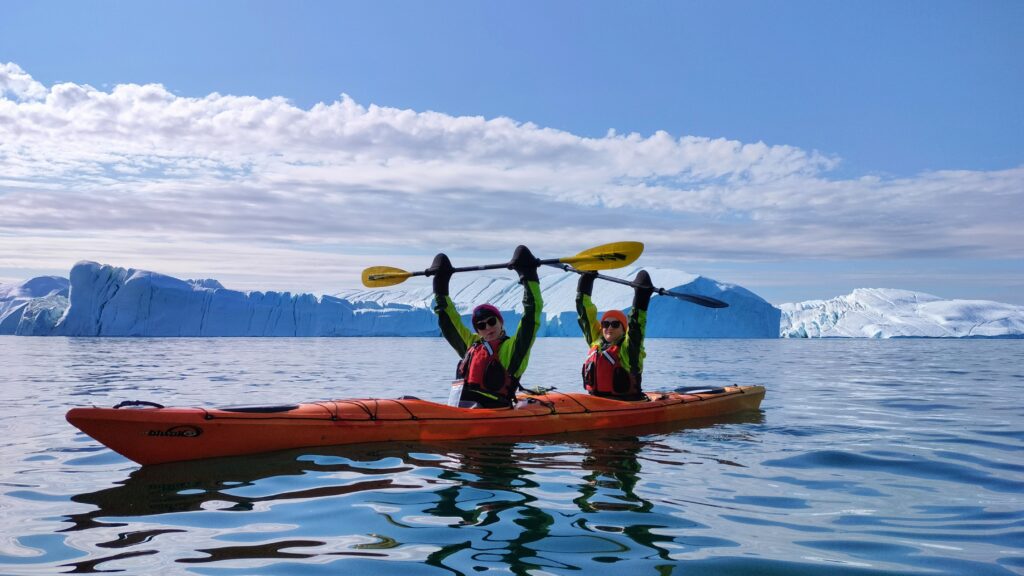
{"left": 0, "top": 336, "right": 1021, "bottom": 575}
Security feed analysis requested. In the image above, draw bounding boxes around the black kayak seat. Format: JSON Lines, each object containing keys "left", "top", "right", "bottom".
{"left": 113, "top": 400, "right": 165, "bottom": 409}
{"left": 218, "top": 405, "right": 301, "bottom": 413}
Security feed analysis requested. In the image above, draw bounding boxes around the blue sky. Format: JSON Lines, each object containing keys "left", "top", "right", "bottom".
{"left": 1, "top": 0, "right": 1022, "bottom": 304}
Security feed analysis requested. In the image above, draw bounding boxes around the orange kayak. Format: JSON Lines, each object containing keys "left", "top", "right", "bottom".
{"left": 66, "top": 386, "right": 765, "bottom": 466}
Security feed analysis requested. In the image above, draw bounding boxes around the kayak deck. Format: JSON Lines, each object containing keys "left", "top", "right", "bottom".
{"left": 66, "top": 386, "right": 765, "bottom": 465}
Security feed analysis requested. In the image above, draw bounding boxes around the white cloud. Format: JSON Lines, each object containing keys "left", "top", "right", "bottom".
{"left": 0, "top": 62, "right": 1021, "bottom": 292}
{"left": 0, "top": 63, "right": 47, "bottom": 101}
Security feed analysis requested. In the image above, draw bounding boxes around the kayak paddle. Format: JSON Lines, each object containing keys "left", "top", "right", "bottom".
{"left": 362, "top": 242, "right": 644, "bottom": 288}
{"left": 545, "top": 263, "right": 729, "bottom": 308}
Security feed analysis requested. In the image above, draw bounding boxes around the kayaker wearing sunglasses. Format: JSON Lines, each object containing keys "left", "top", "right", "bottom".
{"left": 429, "top": 246, "right": 543, "bottom": 408}
{"left": 576, "top": 269, "right": 655, "bottom": 401}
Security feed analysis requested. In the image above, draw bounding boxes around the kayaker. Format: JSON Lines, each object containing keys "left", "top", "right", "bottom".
{"left": 429, "top": 245, "right": 543, "bottom": 408}
{"left": 576, "top": 269, "right": 654, "bottom": 401}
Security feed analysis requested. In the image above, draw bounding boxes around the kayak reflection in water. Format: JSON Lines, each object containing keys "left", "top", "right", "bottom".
{"left": 576, "top": 269, "right": 655, "bottom": 401}
{"left": 429, "top": 245, "right": 543, "bottom": 409}
{"left": 423, "top": 437, "right": 670, "bottom": 571}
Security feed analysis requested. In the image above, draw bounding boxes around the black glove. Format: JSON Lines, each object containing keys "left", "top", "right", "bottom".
{"left": 427, "top": 253, "right": 454, "bottom": 296}
{"left": 576, "top": 271, "right": 596, "bottom": 296}
{"left": 507, "top": 245, "right": 540, "bottom": 283}
{"left": 632, "top": 269, "right": 655, "bottom": 311}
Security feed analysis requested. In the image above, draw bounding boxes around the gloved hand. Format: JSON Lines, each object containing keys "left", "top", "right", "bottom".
{"left": 632, "top": 269, "right": 655, "bottom": 311}
{"left": 507, "top": 245, "right": 540, "bottom": 283}
{"left": 576, "top": 271, "right": 597, "bottom": 296}
{"left": 427, "top": 253, "right": 454, "bottom": 296}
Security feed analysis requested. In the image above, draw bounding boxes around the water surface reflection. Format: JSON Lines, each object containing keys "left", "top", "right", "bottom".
{"left": 64, "top": 416, "right": 762, "bottom": 573}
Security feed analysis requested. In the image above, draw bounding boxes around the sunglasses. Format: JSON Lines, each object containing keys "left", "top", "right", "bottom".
{"left": 601, "top": 320, "right": 622, "bottom": 329}
{"left": 474, "top": 317, "right": 498, "bottom": 330}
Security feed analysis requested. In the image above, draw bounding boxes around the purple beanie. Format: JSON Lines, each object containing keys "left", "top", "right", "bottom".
{"left": 472, "top": 303, "right": 503, "bottom": 324}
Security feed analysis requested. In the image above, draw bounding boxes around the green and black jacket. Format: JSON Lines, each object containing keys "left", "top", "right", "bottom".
{"left": 433, "top": 279, "right": 544, "bottom": 381}
{"left": 576, "top": 293, "right": 646, "bottom": 374}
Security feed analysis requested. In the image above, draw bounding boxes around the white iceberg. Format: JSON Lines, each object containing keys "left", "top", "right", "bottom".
{"left": 5, "top": 265, "right": 1021, "bottom": 339}
{"left": 0, "top": 276, "right": 69, "bottom": 335}
{"left": 779, "top": 288, "right": 1024, "bottom": 338}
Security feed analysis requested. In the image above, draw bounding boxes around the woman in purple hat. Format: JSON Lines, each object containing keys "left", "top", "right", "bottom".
{"left": 428, "top": 246, "right": 543, "bottom": 408}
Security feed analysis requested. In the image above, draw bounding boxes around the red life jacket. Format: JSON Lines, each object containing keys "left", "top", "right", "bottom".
{"left": 457, "top": 337, "right": 519, "bottom": 402}
{"left": 582, "top": 342, "right": 642, "bottom": 398}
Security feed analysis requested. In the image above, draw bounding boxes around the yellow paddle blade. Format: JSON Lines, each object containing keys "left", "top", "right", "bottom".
{"left": 362, "top": 266, "right": 413, "bottom": 287}
{"left": 562, "top": 241, "right": 644, "bottom": 271}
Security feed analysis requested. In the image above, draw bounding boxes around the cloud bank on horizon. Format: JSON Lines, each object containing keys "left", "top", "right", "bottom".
{"left": 1, "top": 62, "right": 1021, "bottom": 298}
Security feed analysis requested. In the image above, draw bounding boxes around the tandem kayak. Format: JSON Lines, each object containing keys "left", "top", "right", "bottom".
{"left": 66, "top": 385, "right": 765, "bottom": 466}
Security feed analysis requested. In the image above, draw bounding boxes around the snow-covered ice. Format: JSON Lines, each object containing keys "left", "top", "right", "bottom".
{"left": 779, "top": 288, "right": 1024, "bottom": 338}
{"left": 0, "top": 276, "right": 69, "bottom": 335}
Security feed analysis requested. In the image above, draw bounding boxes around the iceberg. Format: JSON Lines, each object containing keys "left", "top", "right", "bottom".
{"left": 52, "top": 262, "right": 377, "bottom": 337}
{"left": 0, "top": 276, "right": 69, "bottom": 335}
{"left": 779, "top": 288, "right": 1024, "bottom": 338}
{"left": 0, "top": 261, "right": 780, "bottom": 337}
{"left": 5, "top": 264, "right": 1021, "bottom": 339}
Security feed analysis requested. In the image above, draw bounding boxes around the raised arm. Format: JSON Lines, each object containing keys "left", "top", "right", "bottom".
{"left": 429, "top": 253, "right": 475, "bottom": 356}
{"left": 575, "top": 271, "right": 601, "bottom": 346}
{"left": 619, "top": 269, "right": 654, "bottom": 374}
{"left": 499, "top": 245, "right": 543, "bottom": 379}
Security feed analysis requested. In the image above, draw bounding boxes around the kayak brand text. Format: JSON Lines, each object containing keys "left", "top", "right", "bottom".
{"left": 148, "top": 425, "right": 203, "bottom": 438}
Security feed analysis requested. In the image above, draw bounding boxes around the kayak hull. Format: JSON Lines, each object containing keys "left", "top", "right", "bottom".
{"left": 66, "top": 386, "right": 765, "bottom": 466}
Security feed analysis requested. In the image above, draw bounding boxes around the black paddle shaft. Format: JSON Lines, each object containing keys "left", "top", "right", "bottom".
{"left": 545, "top": 263, "right": 729, "bottom": 309}
{"left": 420, "top": 257, "right": 557, "bottom": 277}
{"left": 420, "top": 254, "right": 630, "bottom": 277}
